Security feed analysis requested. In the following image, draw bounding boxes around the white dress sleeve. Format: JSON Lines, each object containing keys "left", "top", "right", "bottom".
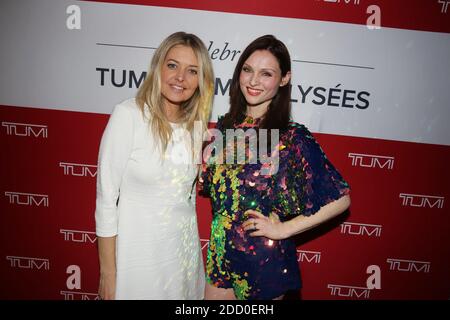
{"left": 95, "top": 103, "right": 135, "bottom": 237}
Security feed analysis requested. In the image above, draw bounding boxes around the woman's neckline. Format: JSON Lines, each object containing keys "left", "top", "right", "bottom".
{"left": 236, "top": 114, "right": 263, "bottom": 128}
{"left": 169, "top": 121, "right": 183, "bottom": 127}
{"left": 243, "top": 114, "right": 263, "bottom": 122}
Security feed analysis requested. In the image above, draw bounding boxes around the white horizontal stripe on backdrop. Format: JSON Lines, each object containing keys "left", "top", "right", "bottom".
{"left": 1, "top": 0, "right": 449, "bottom": 145}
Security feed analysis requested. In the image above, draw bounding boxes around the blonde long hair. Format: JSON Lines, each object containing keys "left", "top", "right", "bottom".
{"left": 136, "top": 32, "right": 214, "bottom": 154}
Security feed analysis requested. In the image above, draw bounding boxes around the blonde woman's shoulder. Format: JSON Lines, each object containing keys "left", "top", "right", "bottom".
{"left": 113, "top": 97, "right": 148, "bottom": 120}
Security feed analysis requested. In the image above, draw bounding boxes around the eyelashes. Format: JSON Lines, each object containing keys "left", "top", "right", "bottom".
{"left": 242, "top": 65, "right": 274, "bottom": 77}
{"left": 166, "top": 63, "right": 198, "bottom": 75}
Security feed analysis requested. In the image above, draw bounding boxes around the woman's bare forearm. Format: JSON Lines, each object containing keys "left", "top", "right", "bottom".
{"left": 97, "top": 236, "right": 117, "bottom": 275}
{"left": 282, "top": 195, "right": 351, "bottom": 238}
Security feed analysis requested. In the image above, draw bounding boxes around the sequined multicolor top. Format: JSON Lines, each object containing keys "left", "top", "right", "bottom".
{"left": 201, "top": 115, "right": 350, "bottom": 221}
{"left": 200, "top": 115, "right": 350, "bottom": 299}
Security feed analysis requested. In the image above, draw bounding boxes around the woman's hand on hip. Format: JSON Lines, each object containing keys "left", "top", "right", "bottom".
{"left": 241, "top": 210, "right": 288, "bottom": 240}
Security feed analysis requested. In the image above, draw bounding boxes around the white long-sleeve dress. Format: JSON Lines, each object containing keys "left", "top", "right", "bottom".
{"left": 95, "top": 98, "right": 205, "bottom": 299}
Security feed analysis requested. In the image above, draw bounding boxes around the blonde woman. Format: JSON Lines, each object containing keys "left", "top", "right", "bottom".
{"left": 95, "top": 32, "right": 214, "bottom": 300}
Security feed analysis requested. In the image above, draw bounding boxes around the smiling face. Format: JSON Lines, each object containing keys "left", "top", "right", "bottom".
{"left": 160, "top": 45, "right": 199, "bottom": 110}
{"left": 239, "top": 49, "right": 291, "bottom": 117}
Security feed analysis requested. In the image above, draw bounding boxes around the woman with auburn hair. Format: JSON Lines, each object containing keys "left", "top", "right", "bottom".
{"left": 201, "top": 35, "right": 350, "bottom": 300}
{"left": 95, "top": 32, "right": 214, "bottom": 299}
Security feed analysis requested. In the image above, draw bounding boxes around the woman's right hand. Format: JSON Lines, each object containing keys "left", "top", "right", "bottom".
{"left": 98, "top": 272, "right": 116, "bottom": 300}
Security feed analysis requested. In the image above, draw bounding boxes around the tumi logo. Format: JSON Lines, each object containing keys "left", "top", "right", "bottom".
{"left": 399, "top": 193, "right": 444, "bottom": 209}
{"left": 348, "top": 153, "right": 394, "bottom": 170}
{"left": 296, "top": 250, "right": 321, "bottom": 263}
{"left": 6, "top": 256, "right": 50, "bottom": 270}
{"left": 438, "top": 0, "right": 450, "bottom": 13}
{"left": 327, "top": 284, "right": 370, "bottom": 299}
{"left": 2, "top": 122, "right": 48, "bottom": 138}
{"left": 60, "top": 229, "right": 97, "bottom": 243}
{"left": 59, "top": 162, "right": 97, "bottom": 177}
{"left": 60, "top": 291, "right": 100, "bottom": 300}
{"left": 318, "top": 0, "right": 361, "bottom": 5}
{"left": 5, "top": 191, "right": 49, "bottom": 207}
{"left": 341, "top": 222, "right": 382, "bottom": 237}
{"left": 387, "top": 258, "right": 431, "bottom": 273}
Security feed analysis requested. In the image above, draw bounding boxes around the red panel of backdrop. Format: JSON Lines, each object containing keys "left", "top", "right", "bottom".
{"left": 1, "top": 0, "right": 449, "bottom": 300}
{"left": 1, "top": 105, "right": 449, "bottom": 299}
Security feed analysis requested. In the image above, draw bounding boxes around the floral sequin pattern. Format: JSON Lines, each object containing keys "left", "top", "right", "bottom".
{"left": 201, "top": 115, "right": 350, "bottom": 300}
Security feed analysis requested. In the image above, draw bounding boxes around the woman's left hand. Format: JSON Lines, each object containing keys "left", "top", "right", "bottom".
{"left": 241, "top": 210, "right": 288, "bottom": 240}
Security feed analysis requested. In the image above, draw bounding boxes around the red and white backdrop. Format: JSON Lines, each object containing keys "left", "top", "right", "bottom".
{"left": 1, "top": 0, "right": 449, "bottom": 300}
